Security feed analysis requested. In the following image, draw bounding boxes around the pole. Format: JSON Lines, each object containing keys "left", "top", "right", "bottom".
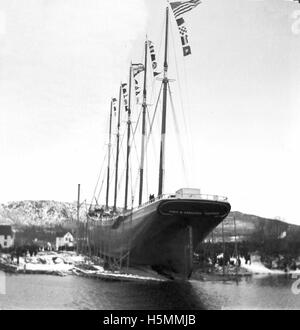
{"left": 87, "top": 211, "right": 91, "bottom": 257}
{"left": 105, "top": 99, "right": 113, "bottom": 210}
{"left": 124, "top": 65, "right": 133, "bottom": 210}
{"left": 138, "top": 40, "right": 148, "bottom": 206}
{"left": 233, "top": 215, "right": 239, "bottom": 275}
{"left": 211, "top": 230, "right": 214, "bottom": 264}
{"left": 114, "top": 85, "right": 122, "bottom": 212}
{"left": 158, "top": 7, "right": 169, "bottom": 196}
{"left": 126, "top": 198, "right": 134, "bottom": 271}
{"left": 188, "top": 226, "right": 193, "bottom": 278}
{"left": 222, "top": 220, "right": 225, "bottom": 276}
{"left": 76, "top": 184, "right": 80, "bottom": 254}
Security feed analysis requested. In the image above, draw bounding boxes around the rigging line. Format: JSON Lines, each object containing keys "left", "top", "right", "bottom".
{"left": 146, "top": 89, "right": 161, "bottom": 167}
{"left": 96, "top": 157, "right": 111, "bottom": 205}
{"left": 132, "top": 107, "right": 142, "bottom": 139}
{"left": 131, "top": 124, "right": 141, "bottom": 166}
{"left": 129, "top": 161, "right": 134, "bottom": 205}
{"left": 114, "top": 128, "right": 128, "bottom": 192}
{"left": 130, "top": 143, "right": 140, "bottom": 204}
{"left": 149, "top": 19, "right": 165, "bottom": 133}
{"left": 119, "top": 128, "right": 127, "bottom": 158}
{"left": 118, "top": 166, "right": 126, "bottom": 191}
{"left": 168, "top": 83, "right": 189, "bottom": 186}
{"left": 107, "top": 153, "right": 117, "bottom": 202}
{"left": 84, "top": 201, "right": 91, "bottom": 256}
{"left": 149, "top": 67, "right": 158, "bottom": 104}
{"left": 177, "top": 27, "right": 195, "bottom": 179}
{"left": 92, "top": 105, "right": 117, "bottom": 207}
{"left": 170, "top": 20, "right": 193, "bottom": 182}
{"left": 145, "top": 83, "right": 162, "bottom": 170}
{"left": 145, "top": 107, "right": 158, "bottom": 167}
{"left": 169, "top": 17, "right": 194, "bottom": 182}
{"left": 133, "top": 109, "right": 144, "bottom": 201}
{"left": 169, "top": 20, "right": 189, "bottom": 145}
{"left": 146, "top": 107, "right": 151, "bottom": 135}
{"left": 146, "top": 83, "right": 163, "bottom": 146}
{"left": 118, "top": 130, "right": 128, "bottom": 191}
{"left": 129, "top": 118, "right": 141, "bottom": 204}
{"left": 131, "top": 169, "right": 140, "bottom": 206}
{"left": 96, "top": 177, "right": 106, "bottom": 206}
{"left": 90, "top": 148, "right": 108, "bottom": 206}
{"left": 143, "top": 104, "right": 149, "bottom": 203}
{"left": 170, "top": 21, "right": 195, "bottom": 186}
{"left": 145, "top": 132, "right": 151, "bottom": 198}
{"left": 145, "top": 142, "right": 149, "bottom": 200}
{"left": 119, "top": 131, "right": 127, "bottom": 166}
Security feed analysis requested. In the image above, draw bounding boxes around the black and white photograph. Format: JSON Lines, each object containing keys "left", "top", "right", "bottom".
{"left": 0, "top": 0, "right": 300, "bottom": 312}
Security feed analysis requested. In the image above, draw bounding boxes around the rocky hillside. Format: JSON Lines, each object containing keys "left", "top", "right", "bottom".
{"left": 0, "top": 200, "right": 85, "bottom": 227}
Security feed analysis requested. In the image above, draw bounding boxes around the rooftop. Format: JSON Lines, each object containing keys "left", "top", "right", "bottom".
{"left": 0, "top": 225, "right": 13, "bottom": 236}
{"left": 56, "top": 231, "right": 73, "bottom": 238}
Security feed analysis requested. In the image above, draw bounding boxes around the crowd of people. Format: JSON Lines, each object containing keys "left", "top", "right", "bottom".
{"left": 194, "top": 250, "right": 252, "bottom": 269}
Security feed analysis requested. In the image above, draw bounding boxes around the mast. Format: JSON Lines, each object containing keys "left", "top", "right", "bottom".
{"left": 158, "top": 7, "right": 169, "bottom": 197}
{"left": 105, "top": 99, "right": 113, "bottom": 209}
{"left": 124, "top": 64, "right": 133, "bottom": 210}
{"left": 138, "top": 40, "right": 148, "bottom": 206}
{"left": 113, "top": 84, "right": 122, "bottom": 212}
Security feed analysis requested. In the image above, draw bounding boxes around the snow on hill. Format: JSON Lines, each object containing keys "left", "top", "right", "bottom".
{"left": 0, "top": 200, "right": 86, "bottom": 227}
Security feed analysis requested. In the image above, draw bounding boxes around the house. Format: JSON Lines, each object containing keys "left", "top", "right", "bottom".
{"left": 56, "top": 232, "right": 74, "bottom": 250}
{"left": 0, "top": 225, "right": 14, "bottom": 249}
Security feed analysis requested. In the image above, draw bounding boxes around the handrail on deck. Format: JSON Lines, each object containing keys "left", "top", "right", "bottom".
{"left": 87, "top": 192, "right": 229, "bottom": 220}
{"left": 134, "top": 192, "right": 228, "bottom": 212}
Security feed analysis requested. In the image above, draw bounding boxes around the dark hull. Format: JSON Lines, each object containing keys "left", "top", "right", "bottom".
{"left": 85, "top": 198, "right": 231, "bottom": 279}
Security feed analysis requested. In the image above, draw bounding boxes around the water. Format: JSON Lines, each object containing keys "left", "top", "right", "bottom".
{"left": 0, "top": 272, "right": 299, "bottom": 310}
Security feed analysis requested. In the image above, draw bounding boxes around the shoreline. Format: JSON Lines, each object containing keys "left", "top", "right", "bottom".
{"left": 2, "top": 252, "right": 300, "bottom": 282}
{"left": 0, "top": 251, "right": 167, "bottom": 282}
{"left": 0, "top": 262, "right": 166, "bottom": 282}
{"left": 192, "top": 259, "right": 300, "bottom": 281}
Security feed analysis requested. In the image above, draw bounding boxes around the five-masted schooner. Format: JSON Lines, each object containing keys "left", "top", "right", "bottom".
{"left": 80, "top": 3, "right": 231, "bottom": 279}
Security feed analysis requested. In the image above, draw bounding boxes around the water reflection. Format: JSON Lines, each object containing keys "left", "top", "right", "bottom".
{"left": 0, "top": 274, "right": 299, "bottom": 310}
{"left": 190, "top": 275, "right": 300, "bottom": 310}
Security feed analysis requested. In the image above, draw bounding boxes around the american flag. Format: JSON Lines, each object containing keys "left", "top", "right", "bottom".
{"left": 170, "top": 0, "right": 201, "bottom": 19}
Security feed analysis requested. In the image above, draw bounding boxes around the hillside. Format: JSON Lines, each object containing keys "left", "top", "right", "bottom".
{"left": 213, "top": 211, "right": 300, "bottom": 243}
{"left": 0, "top": 201, "right": 299, "bottom": 243}
{"left": 0, "top": 200, "right": 83, "bottom": 227}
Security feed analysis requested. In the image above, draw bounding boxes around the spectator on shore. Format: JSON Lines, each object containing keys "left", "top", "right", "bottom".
{"left": 245, "top": 253, "right": 251, "bottom": 265}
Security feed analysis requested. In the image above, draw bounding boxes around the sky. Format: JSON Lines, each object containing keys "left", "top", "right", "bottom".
{"left": 0, "top": 0, "right": 299, "bottom": 224}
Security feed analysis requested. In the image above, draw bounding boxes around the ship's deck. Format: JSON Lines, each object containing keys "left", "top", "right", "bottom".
{"left": 124, "top": 191, "right": 229, "bottom": 215}
{"left": 88, "top": 191, "right": 229, "bottom": 221}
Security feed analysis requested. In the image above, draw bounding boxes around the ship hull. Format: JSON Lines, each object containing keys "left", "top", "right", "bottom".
{"left": 83, "top": 198, "right": 231, "bottom": 279}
